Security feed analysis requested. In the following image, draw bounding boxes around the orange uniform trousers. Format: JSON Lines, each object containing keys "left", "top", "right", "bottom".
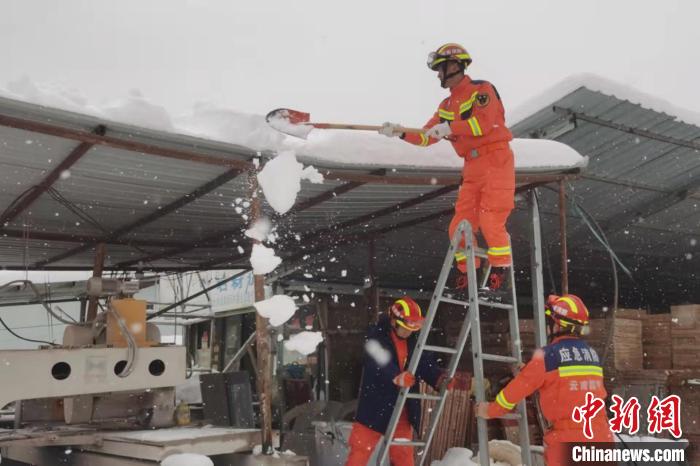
{"left": 449, "top": 141, "right": 515, "bottom": 270}
{"left": 544, "top": 419, "right": 613, "bottom": 466}
{"left": 345, "top": 410, "right": 414, "bottom": 466}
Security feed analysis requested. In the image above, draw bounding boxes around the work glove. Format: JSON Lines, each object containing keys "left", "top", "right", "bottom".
{"left": 378, "top": 122, "right": 403, "bottom": 138}
{"left": 436, "top": 372, "right": 458, "bottom": 391}
{"left": 425, "top": 122, "right": 452, "bottom": 139}
{"left": 475, "top": 401, "right": 492, "bottom": 419}
{"left": 393, "top": 371, "right": 416, "bottom": 388}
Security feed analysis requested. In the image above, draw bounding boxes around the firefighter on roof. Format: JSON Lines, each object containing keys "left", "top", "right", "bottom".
{"left": 379, "top": 43, "right": 515, "bottom": 296}
{"left": 475, "top": 294, "right": 613, "bottom": 465}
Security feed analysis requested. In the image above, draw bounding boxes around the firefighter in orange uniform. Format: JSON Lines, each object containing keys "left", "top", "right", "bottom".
{"left": 475, "top": 294, "right": 613, "bottom": 465}
{"left": 379, "top": 43, "right": 515, "bottom": 294}
{"left": 346, "top": 297, "right": 452, "bottom": 466}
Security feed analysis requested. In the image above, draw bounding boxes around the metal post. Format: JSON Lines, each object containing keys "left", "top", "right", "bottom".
{"left": 529, "top": 190, "right": 547, "bottom": 348}
{"left": 250, "top": 170, "right": 273, "bottom": 453}
{"left": 366, "top": 240, "right": 379, "bottom": 322}
{"left": 558, "top": 181, "right": 569, "bottom": 295}
{"left": 85, "top": 243, "right": 106, "bottom": 321}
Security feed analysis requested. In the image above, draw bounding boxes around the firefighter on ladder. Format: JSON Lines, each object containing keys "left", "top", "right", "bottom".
{"left": 345, "top": 297, "right": 454, "bottom": 466}
{"left": 379, "top": 43, "right": 515, "bottom": 297}
{"left": 475, "top": 294, "right": 613, "bottom": 465}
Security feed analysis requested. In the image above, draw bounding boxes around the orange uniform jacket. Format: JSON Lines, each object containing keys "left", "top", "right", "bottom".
{"left": 402, "top": 75, "right": 512, "bottom": 156}
{"left": 487, "top": 336, "right": 612, "bottom": 440}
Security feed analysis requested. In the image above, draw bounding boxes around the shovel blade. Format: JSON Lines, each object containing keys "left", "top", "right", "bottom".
{"left": 265, "top": 108, "right": 314, "bottom": 139}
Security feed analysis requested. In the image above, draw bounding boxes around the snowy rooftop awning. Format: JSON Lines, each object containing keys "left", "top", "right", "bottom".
{"left": 0, "top": 86, "right": 580, "bottom": 273}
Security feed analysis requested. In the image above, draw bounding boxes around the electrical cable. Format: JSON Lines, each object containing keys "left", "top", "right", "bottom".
{"left": 0, "top": 280, "right": 82, "bottom": 325}
{"left": 106, "top": 300, "right": 137, "bottom": 378}
{"left": 0, "top": 315, "right": 57, "bottom": 346}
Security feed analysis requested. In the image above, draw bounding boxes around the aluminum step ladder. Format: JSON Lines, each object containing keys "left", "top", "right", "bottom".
{"left": 375, "top": 219, "right": 532, "bottom": 466}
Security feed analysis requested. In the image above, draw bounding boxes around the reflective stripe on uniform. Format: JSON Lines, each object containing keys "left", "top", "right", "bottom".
{"left": 459, "top": 91, "right": 479, "bottom": 114}
{"left": 496, "top": 390, "right": 515, "bottom": 410}
{"left": 454, "top": 251, "right": 467, "bottom": 261}
{"left": 467, "top": 116, "right": 483, "bottom": 136}
{"left": 419, "top": 133, "right": 429, "bottom": 146}
{"left": 438, "top": 109, "right": 455, "bottom": 121}
{"left": 558, "top": 365, "right": 603, "bottom": 378}
{"left": 487, "top": 246, "right": 511, "bottom": 256}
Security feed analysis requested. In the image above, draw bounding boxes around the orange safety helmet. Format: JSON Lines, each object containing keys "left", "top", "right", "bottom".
{"left": 427, "top": 43, "right": 472, "bottom": 70}
{"left": 389, "top": 296, "right": 424, "bottom": 332}
{"left": 545, "top": 294, "right": 590, "bottom": 332}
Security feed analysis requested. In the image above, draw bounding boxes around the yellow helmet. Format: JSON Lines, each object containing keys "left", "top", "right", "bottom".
{"left": 427, "top": 43, "right": 472, "bottom": 70}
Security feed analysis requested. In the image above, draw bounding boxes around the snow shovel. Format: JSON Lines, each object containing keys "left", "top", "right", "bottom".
{"left": 265, "top": 108, "right": 425, "bottom": 140}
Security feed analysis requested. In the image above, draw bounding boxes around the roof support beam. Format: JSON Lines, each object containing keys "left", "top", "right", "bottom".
{"left": 193, "top": 183, "right": 460, "bottom": 269}
{"left": 1, "top": 228, "right": 192, "bottom": 248}
{"left": 34, "top": 167, "right": 246, "bottom": 267}
{"left": 554, "top": 107, "right": 700, "bottom": 152}
{"left": 599, "top": 176, "right": 700, "bottom": 236}
{"left": 116, "top": 172, "right": 386, "bottom": 269}
{"left": 0, "top": 125, "right": 106, "bottom": 227}
{"left": 0, "top": 114, "right": 252, "bottom": 169}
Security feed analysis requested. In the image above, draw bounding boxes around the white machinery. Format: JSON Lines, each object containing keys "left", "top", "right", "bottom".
{"left": 0, "top": 278, "right": 269, "bottom": 465}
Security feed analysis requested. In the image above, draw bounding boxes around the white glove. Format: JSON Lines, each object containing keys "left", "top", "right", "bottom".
{"left": 425, "top": 122, "right": 452, "bottom": 139}
{"left": 379, "top": 122, "right": 403, "bottom": 138}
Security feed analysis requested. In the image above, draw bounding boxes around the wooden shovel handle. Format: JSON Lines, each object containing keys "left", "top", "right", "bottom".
{"left": 311, "top": 123, "right": 425, "bottom": 134}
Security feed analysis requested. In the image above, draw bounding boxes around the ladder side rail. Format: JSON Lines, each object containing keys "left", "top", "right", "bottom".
{"left": 505, "top": 242, "right": 532, "bottom": 466}
{"left": 460, "top": 220, "right": 490, "bottom": 466}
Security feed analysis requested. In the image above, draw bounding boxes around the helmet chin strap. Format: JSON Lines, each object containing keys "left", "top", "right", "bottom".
{"left": 440, "top": 61, "right": 465, "bottom": 88}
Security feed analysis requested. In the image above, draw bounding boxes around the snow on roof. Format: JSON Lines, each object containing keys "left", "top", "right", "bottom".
{"left": 508, "top": 72, "right": 700, "bottom": 127}
{"left": 0, "top": 76, "right": 585, "bottom": 174}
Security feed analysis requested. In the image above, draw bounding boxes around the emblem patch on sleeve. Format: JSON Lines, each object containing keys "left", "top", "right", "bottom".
{"left": 476, "top": 93, "right": 490, "bottom": 107}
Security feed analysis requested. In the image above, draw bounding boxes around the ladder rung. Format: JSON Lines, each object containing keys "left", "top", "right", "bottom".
{"left": 498, "top": 413, "right": 522, "bottom": 420}
{"left": 390, "top": 440, "right": 426, "bottom": 447}
{"left": 477, "top": 299, "right": 514, "bottom": 310}
{"left": 440, "top": 296, "right": 470, "bottom": 306}
{"left": 481, "top": 353, "right": 518, "bottom": 364}
{"left": 406, "top": 393, "right": 442, "bottom": 401}
{"left": 424, "top": 344, "right": 458, "bottom": 354}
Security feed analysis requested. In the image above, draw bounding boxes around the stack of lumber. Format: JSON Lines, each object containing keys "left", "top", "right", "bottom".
{"left": 671, "top": 304, "right": 700, "bottom": 369}
{"left": 642, "top": 314, "right": 672, "bottom": 369}
{"left": 585, "top": 316, "right": 643, "bottom": 373}
{"left": 418, "top": 373, "right": 471, "bottom": 463}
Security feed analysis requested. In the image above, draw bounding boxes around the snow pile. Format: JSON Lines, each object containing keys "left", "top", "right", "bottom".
{"left": 257, "top": 150, "right": 323, "bottom": 215}
{"left": 431, "top": 442, "right": 524, "bottom": 466}
{"left": 102, "top": 89, "right": 175, "bottom": 132}
{"left": 365, "top": 339, "right": 391, "bottom": 367}
{"left": 161, "top": 453, "right": 213, "bottom": 466}
{"left": 431, "top": 448, "right": 479, "bottom": 466}
{"left": 245, "top": 218, "right": 272, "bottom": 242}
{"left": 267, "top": 112, "right": 314, "bottom": 139}
{"left": 249, "top": 243, "right": 281, "bottom": 275}
{"left": 254, "top": 294, "right": 297, "bottom": 327}
{"left": 284, "top": 331, "right": 323, "bottom": 355}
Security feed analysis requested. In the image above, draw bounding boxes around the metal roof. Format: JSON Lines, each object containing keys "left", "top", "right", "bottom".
{"left": 1, "top": 81, "right": 696, "bottom": 310}
{"left": 0, "top": 95, "right": 569, "bottom": 275}
{"left": 511, "top": 85, "right": 700, "bottom": 307}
